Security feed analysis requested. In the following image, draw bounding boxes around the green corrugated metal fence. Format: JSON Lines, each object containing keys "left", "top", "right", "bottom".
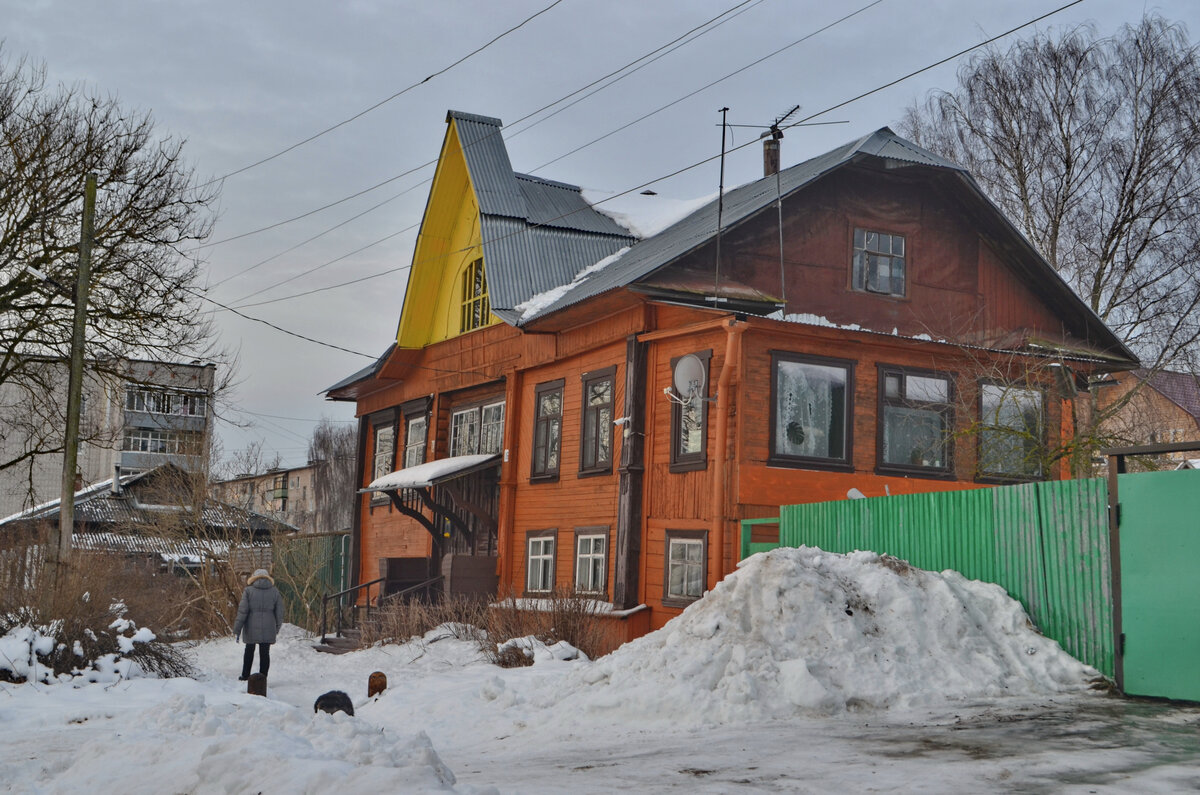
{"left": 742, "top": 479, "right": 1113, "bottom": 677}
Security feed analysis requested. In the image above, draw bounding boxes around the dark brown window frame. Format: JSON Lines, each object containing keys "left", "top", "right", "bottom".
{"left": 768, "top": 351, "right": 855, "bottom": 471}
{"left": 976, "top": 379, "right": 1047, "bottom": 483}
{"left": 400, "top": 396, "right": 431, "bottom": 470}
{"left": 579, "top": 366, "right": 617, "bottom": 477}
{"left": 368, "top": 409, "right": 399, "bottom": 507}
{"left": 572, "top": 525, "right": 610, "bottom": 597}
{"left": 875, "top": 364, "right": 955, "bottom": 479}
{"left": 531, "top": 379, "right": 565, "bottom": 482}
{"left": 669, "top": 350, "right": 712, "bottom": 473}
{"left": 524, "top": 528, "right": 558, "bottom": 596}
{"left": 448, "top": 394, "right": 505, "bottom": 457}
{"left": 662, "top": 529, "right": 707, "bottom": 608}
{"left": 850, "top": 226, "right": 907, "bottom": 298}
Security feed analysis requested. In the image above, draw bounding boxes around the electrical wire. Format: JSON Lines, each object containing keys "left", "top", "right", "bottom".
{"left": 226, "top": 0, "right": 1082, "bottom": 311}
{"left": 196, "top": 0, "right": 565, "bottom": 190}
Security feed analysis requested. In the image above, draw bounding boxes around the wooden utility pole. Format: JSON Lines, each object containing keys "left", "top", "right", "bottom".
{"left": 53, "top": 173, "right": 96, "bottom": 586}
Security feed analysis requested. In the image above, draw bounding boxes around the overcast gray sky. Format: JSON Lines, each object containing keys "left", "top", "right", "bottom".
{"left": 5, "top": 0, "right": 1194, "bottom": 469}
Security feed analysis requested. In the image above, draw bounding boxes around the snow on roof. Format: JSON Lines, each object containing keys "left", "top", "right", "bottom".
{"left": 364, "top": 453, "right": 500, "bottom": 491}
{"left": 582, "top": 188, "right": 720, "bottom": 240}
{"left": 541, "top": 546, "right": 1098, "bottom": 723}
{"left": 514, "top": 246, "right": 631, "bottom": 322}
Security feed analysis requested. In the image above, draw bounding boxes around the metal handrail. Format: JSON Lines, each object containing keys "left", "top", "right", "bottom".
{"left": 379, "top": 575, "right": 444, "bottom": 606}
{"left": 320, "top": 576, "right": 384, "bottom": 643}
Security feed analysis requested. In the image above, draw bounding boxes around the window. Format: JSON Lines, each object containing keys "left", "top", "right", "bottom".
{"left": 460, "top": 257, "right": 490, "bottom": 333}
{"left": 979, "top": 383, "right": 1044, "bottom": 479}
{"left": 878, "top": 367, "right": 952, "bottom": 475}
{"left": 574, "top": 528, "right": 608, "bottom": 595}
{"left": 532, "top": 381, "right": 563, "bottom": 480}
{"left": 770, "top": 352, "right": 853, "bottom": 468}
{"left": 670, "top": 352, "right": 710, "bottom": 472}
{"left": 526, "top": 530, "right": 557, "bottom": 594}
{"left": 664, "top": 530, "right": 707, "bottom": 606}
{"left": 852, "top": 228, "right": 905, "bottom": 297}
{"left": 125, "top": 385, "right": 208, "bottom": 417}
{"left": 122, "top": 428, "right": 203, "bottom": 455}
{"left": 404, "top": 415, "right": 427, "bottom": 468}
{"left": 449, "top": 400, "right": 504, "bottom": 457}
{"left": 580, "top": 368, "right": 615, "bottom": 475}
{"left": 372, "top": 423, "right": 395, "bottom": 481}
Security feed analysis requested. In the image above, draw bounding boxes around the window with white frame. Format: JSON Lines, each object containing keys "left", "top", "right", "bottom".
{"left": 664, "top": 530, "right": 706, "bottom": 605}
{"left": 404, "top": 415, "right": 427, "bottom": 468}
{"left": 878, "top": 367, "right": 952, "bottom": 474}
{"left": 852, "top": 228, "right": 906, "bottom": 297}
{"left": 449, "top": 400, "right": 504, "bottom": 457}
{"left": 372, "top": 423, "right": 395, "bottom": 481}
{"left": 526, "top": 530, "right": 556, "bottom": 594}
{"left": 122, "top": 428, "right": 203, "bottom": 455}
{"left": 574, "top": 529, "right": 607, "bottom": 594}
{"left": 979, "top": 383, "right": 1044, "bottom": 478}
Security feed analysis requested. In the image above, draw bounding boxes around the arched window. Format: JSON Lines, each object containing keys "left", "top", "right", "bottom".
{"left": 460, "top": 258, "right": 489, "bottom": 333}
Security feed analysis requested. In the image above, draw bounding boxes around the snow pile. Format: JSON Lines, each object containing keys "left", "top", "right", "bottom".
{"left": 495, "top": 635, "right": 587, "bottom": 664}
{"left": 514, "top": 246, "right": 630, "bottom": 322}
{"left": 582, "top": 188, "right": 719, "bottom": 239}
{"left": 549, "top": 547, "right": 1097, "bottom": 724}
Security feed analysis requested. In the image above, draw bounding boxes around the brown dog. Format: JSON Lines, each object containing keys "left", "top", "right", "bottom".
{"left": 368, "top": 671, "right": 387, "bottom": 698}
{"left": 247, "top": 673, "right": 268, "bottom": 697}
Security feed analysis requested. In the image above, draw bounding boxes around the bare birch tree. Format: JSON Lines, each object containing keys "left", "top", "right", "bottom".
{"left": 901, "top": 15, "right": 1200, "bottom": 372}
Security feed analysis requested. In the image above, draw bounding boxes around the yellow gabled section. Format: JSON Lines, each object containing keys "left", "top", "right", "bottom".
{"left": 396, "top": 118, "right": 500, "bottom": 349}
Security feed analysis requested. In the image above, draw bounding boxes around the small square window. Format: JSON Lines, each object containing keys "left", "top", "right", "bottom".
{"left": 852, "top": 228, "right": 906, "bottom": 297}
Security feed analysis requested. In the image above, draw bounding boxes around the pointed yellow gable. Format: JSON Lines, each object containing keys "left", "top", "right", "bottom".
{"left": 395, "top": 118, "right": 499, "bottom": 349}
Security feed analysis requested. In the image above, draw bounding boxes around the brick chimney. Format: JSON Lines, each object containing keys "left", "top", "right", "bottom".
{"left": 763, "top": 136, "right": 780, "bottom": 177}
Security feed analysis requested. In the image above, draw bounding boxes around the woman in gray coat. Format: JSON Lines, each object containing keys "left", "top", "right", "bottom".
{"left": 232, "top": 569, "right": 284, "bottom": 680}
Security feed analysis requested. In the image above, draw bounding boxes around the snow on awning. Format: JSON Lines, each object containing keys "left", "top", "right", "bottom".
{"left": 361, "top": 453, "right": 501, "bottom": 493}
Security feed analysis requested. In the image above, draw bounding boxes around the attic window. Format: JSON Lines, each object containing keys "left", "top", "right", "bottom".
{"left": 460, "top": 258, "right": 490, "bottom": 332}
{"left": 852, "top": 228, "right": 905, "bottom": 297}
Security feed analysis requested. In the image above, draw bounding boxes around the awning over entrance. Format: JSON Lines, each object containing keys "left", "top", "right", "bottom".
{"left": 359, "top": 454, "right": 502, "bottom": 560}
{"left": 360, "top": 453, "right": 502, "bottom": 493}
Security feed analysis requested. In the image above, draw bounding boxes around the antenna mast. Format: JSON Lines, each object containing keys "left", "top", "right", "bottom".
{"left": 762, "top": 105, "right": 800, "bottom": 308}
{"left": 713, "top": 107, "right": 729, "bottom": 301}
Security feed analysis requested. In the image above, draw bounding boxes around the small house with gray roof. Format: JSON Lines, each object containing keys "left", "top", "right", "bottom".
{"left": 327, "top": 110, "right": 1136, "bottom": 647}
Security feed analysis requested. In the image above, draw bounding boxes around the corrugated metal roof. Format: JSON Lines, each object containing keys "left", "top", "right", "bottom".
{"left": 444, "top": 111, "right": 635, "bottom": 324}
{"left": 519, "top": 127, "right": 965, "bottom": 322}
{"left": 1136, "top": 369, "right": 1200, "bottom": 423}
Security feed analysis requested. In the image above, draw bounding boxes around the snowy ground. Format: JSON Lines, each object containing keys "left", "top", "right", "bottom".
{"left": 3, "top": 547, "right": 1199, "bottom": 793}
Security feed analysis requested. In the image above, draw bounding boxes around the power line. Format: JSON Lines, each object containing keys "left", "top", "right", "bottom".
{"left": 197, "top": 0, "right": 565, "bottom": 190}
{"left": 202, "top": 0, "right": 770, "bottom": 285}
{"left": 211, "top": 0, "right": 1084, "bottom": 319}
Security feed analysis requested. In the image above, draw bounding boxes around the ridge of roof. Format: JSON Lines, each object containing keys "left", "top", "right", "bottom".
{"left": 446, "top": 109, "right": 503, "bottom": 127}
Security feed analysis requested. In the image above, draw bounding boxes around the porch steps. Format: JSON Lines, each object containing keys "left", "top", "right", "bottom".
{"left": 313, "top": 628, "right": 363, "bottom": 655}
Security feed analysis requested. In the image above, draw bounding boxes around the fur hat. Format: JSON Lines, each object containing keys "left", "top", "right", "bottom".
{"left": 247, "top": 568, "right": 274, "bottom": 585}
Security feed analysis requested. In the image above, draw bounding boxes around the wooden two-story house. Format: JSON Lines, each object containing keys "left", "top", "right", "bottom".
{"left": 327, "top": 110, "right": 1136, "bottom": 644}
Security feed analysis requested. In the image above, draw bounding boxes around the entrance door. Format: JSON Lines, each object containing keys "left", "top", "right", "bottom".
{"left": 1118, "top": 469, "right": 1200, "bottom": 701}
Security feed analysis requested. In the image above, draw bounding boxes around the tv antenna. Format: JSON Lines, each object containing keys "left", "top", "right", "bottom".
{"left": 664, "top": 353, "right": 709, "bottom": 408}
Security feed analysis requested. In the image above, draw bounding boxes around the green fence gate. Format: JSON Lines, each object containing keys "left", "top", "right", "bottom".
{"left": 1115, "top": 469, "right": 1200, "bottom": 702}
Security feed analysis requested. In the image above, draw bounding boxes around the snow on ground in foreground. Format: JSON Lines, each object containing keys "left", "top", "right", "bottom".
{"left": 0, "top": 547, "right": 1111, "bottom": 793}
{"left": 540, "top": 546, "right": 1098, "bottom": 726}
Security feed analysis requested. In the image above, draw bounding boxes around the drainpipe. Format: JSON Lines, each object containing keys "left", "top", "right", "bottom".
{"left": 496, "top": 369, "right": 522, "bottom": 594}
{"left": 711, "top": 319, "right": 746, "bottom": 581}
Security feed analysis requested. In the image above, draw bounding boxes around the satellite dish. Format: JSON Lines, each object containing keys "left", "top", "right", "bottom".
{"left": 673, "top": 354, "right": 707, "bottom": 400}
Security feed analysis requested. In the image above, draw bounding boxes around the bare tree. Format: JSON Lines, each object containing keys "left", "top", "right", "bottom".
{"left": 0, "top": 50, "right": 220, "bottom": 481}
{"left": 901, "top": 16, "right": 1200, "bottom": 372}
{"left": 307, "top": 418, "right": 355, "bottom": 536}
